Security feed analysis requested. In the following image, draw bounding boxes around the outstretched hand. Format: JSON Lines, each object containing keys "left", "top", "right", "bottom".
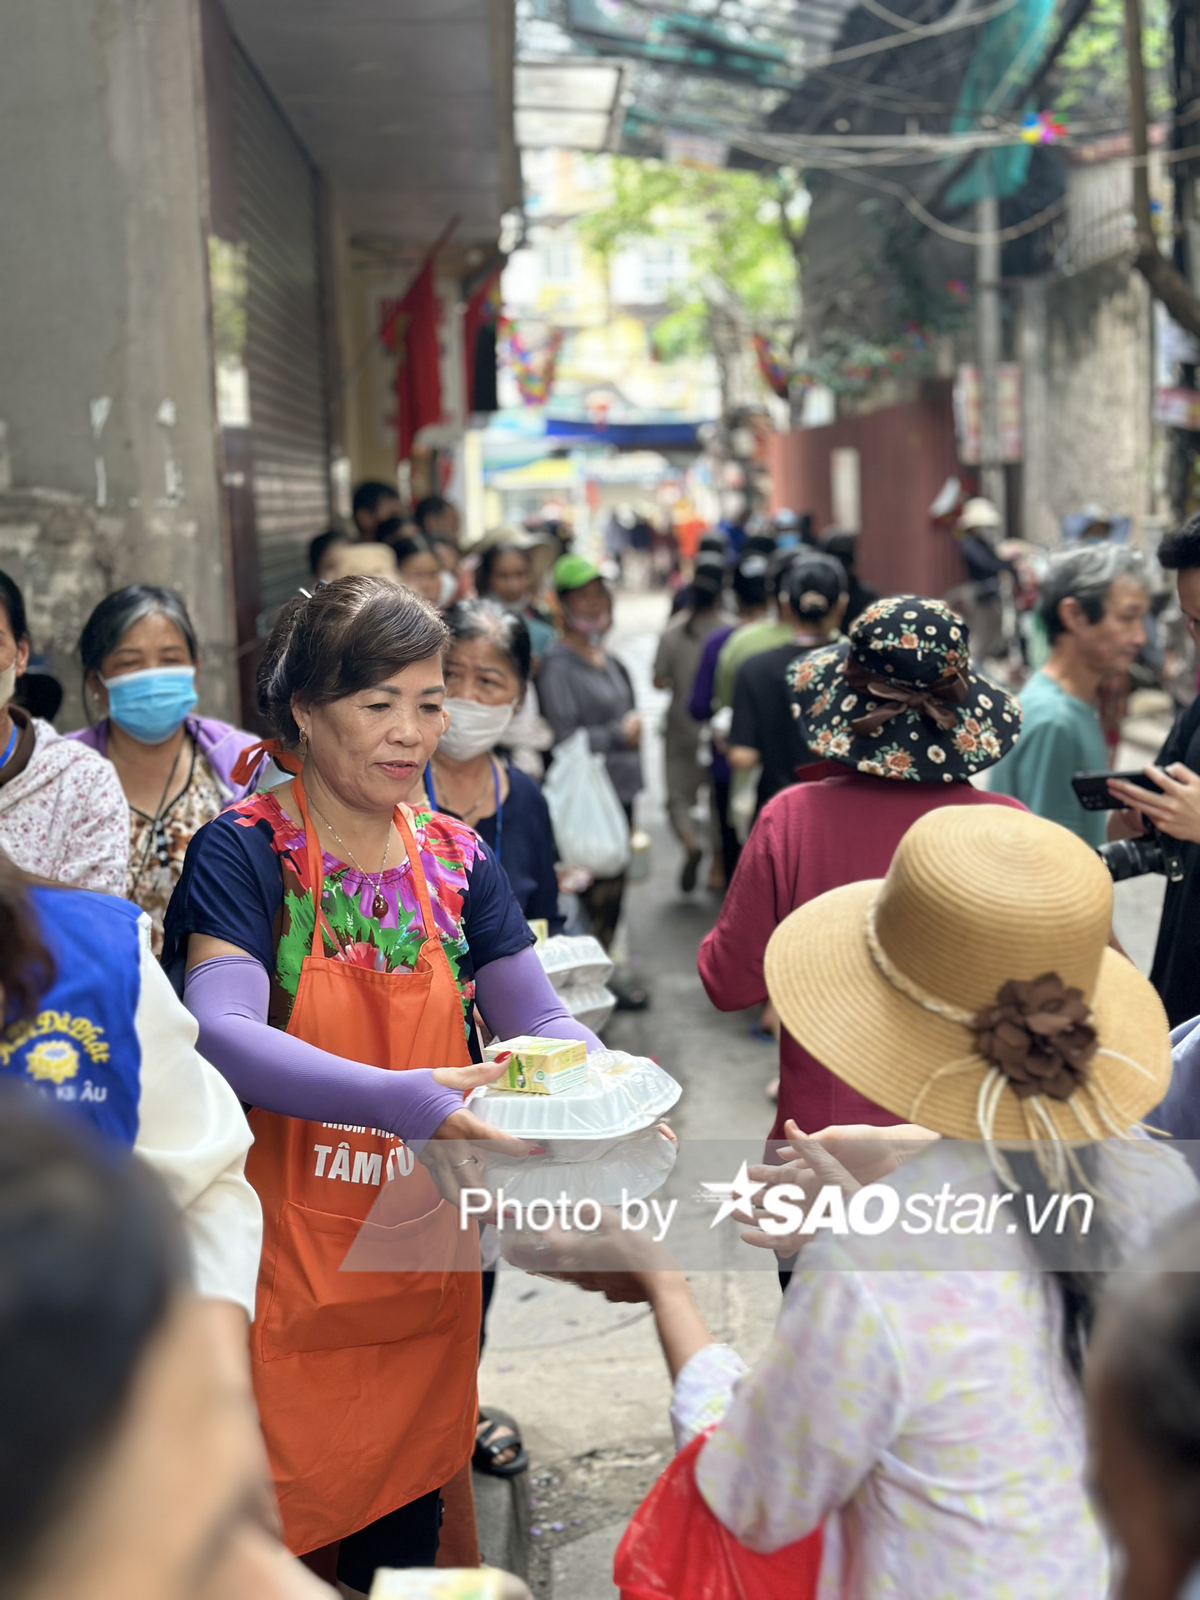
{"left": 740, "top": 1119, "right": 937, "bottom": 1252}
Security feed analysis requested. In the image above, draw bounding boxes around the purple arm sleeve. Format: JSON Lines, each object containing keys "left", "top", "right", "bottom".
{"left": 474, "top": 945, "right": 603, "bottom": 1051}
{"left": 182, "top": 955, "right": 466, "bottom": 1143}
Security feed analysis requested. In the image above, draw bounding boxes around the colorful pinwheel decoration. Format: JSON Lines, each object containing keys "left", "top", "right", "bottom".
{"left": 1021, "top": 110, "right": 1067, "bottom": 145}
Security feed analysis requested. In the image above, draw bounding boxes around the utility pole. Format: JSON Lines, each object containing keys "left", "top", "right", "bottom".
{"left": 976, "top": 192, "right": 1006, "bottom": 524}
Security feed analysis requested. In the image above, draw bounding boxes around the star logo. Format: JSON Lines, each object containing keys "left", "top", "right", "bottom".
{"left": 701, "top": 1161, "right": 766, "bottom": 1229}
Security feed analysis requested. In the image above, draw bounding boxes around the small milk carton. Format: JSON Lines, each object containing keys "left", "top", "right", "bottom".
{"left": 484, "top": 1035, "right": 589, "bottom": 1094}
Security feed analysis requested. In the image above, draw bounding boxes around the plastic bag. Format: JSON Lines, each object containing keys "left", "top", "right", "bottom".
{"left": 614, "top": 1431, "right": 822, "bottom": 1600}
{"left": 543, "top": 728, "right": 631, "bottom": 878}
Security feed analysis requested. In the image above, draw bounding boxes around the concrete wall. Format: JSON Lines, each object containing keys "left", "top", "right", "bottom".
{"left": 1019, "top": 259, "right": 1155, "bottom": 549}
{"left": 0, "top": 0, "right": 235, "bottom": 724}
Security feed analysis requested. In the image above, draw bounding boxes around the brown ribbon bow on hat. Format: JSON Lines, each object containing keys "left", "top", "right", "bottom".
{"left": 843, "top": 656, "right": 969, "bottom": 737}
{"left": 972, "top": 973, "right": 1098, "bottom": 1101}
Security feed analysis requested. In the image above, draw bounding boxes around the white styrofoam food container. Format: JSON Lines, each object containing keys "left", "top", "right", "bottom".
{"left": 475, "top": 1124, "right": 677, "bottom": 1206}
{"left": 536, "top": 934, "right": 615, "bottom": 992}
{"left": 476, "top": 1049, "right": 680, "bottom": 1141}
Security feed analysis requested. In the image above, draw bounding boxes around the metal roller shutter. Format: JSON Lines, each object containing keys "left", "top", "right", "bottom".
{"left": 232, "top": 46, "right": 330, "bottom": 614}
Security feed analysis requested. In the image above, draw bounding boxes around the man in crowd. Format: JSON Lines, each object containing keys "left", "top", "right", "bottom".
{"left": 351, "top": 480, "right": 401, "bottom": 541}
{"left": 1108, "top": 514, "right": 1200, "bottom": 1026}
{"left": 989, "top": 544, "right": 1148, "bottom": 843}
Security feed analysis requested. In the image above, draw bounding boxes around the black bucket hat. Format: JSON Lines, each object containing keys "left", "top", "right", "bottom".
{"left": 788, "top": 595, "right": 1021, "bottom": 782}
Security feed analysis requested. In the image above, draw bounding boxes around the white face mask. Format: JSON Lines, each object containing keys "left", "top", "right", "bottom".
{"left": 0, "top": 660, "right": 16, "bottom": 706}
{"left": 438, "top": 697, "right": 516, "bottom": 762}
{"left": 437, "top": 569, "right": 458, "bottom": 609}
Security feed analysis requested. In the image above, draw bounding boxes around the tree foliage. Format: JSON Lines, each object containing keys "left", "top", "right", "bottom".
{"left": 576, "top": 156, "right": 803, "bottom": 361}
{"left": 1054, "top": 0, "right": 1169, "bottom": 117}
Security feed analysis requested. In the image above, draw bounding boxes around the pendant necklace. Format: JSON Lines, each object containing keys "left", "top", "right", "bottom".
{"left": 308, "top": 798, "right": 392, "bottom": 919}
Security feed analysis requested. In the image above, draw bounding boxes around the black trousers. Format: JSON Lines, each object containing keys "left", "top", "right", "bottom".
{"left": 711, "top": 776, "right": 741, "bottom": 885}
{"left": 335, "top": 1490, "right": 442, "bottom": 1591}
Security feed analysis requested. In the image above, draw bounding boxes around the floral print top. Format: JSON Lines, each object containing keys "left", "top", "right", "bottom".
{"left": 128, "top": 749, "right": 225, "bottom": 958}
{"left": 669, "top": 1138, "right": 1199, "bottom": 1599}
{"left": 160, "top": 789, "right": 533, "bottom": 1043}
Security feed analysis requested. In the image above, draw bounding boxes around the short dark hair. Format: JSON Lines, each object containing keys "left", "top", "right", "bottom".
{"left": 0, "top": 1086, "right": 187, "bottom": 1587}
{"left": 1158, "top": 513, "right": 1200, "bottom": 573}
{"left": 414, "top": 495, "right": 451, "bottom": 531}
{"left": 79, "top": 586, "right": 199, "bottom": 674}
{"left": 259, "top": 575, "right": 449, "bottom": 746}
{"left": 476, "top": 543, "right": 532, "bottom": 597}
{"left": 823, "top": 529, "right": 858, "bottom": 574}
{"left": 379, "top": 524, "right": 435, "bottom": 566}
{"left": 1037, "top": 546, "right": 1146, "bottom": 642}
{"left": 690, "top": 558, "right": 726, "bottom": 612}
{"left": 781, "top": 550, "right": 848, "bottom": 620}
{"left": 733, "top": 548, "right": 771, "bottom": 610}
{"left": 0, "top": 571, "right": 29, "bottom": 643}
{"left": 352, "top": 480, "right": 399, "bottom": 518}
{"left": 309, "top": 529, "right": 349, "bottom": 575}
{"left": 444, "top": 598, "right": 532, "bottom": 686}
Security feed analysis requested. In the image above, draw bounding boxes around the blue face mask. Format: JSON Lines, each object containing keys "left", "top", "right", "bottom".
{"left": 102, "top": 666, "right": 198, "bottom": 745}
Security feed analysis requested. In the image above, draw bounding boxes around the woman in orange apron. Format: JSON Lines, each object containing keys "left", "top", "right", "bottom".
{"left": 160, "top": 576, "right": 600, "bottom": 1594}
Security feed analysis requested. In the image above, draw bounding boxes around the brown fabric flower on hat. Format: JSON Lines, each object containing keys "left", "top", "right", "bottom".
{"left": 971, "top": 973, "right": 1099, "bottom": 1100}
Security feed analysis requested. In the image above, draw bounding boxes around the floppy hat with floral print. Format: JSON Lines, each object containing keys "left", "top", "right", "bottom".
{"left": 788, "top": 595, "right": 1021, "bottom": 782}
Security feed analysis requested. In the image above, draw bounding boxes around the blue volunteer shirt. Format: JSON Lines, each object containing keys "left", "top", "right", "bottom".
{"left": 0, "top": 888, "right": 143, "bottom": 1145}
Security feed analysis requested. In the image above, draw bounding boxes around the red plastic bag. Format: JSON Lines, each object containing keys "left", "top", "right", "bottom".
{"left": 614, "top": 1431, "right": 823, "bottom": 1600}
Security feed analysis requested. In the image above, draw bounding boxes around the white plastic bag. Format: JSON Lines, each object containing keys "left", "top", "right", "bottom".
{"left": 542, "top": 728, "right": 631, "bottom": 878}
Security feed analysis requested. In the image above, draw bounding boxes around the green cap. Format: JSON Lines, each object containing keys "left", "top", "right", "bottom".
{"left": 553, "top": 553, "right": 602, "bottom": 592}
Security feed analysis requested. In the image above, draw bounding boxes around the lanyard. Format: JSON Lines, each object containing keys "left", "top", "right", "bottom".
{"left": 424, "top": 756, "right": 503, "bottom": 863}
{"left": 0, "top": 720, "right": 17, "bottom": 770}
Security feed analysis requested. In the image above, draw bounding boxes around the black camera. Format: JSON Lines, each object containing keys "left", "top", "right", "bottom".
{"left": 1097, "top": 825, "right": 1185, "bottom": 884}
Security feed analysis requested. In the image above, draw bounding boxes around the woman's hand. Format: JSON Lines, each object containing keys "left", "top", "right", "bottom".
{"left": 499, "top": 1210, "right": 676, "bottom": 1301}
{"left": 422, "top": 1058, "right": 538, "bottom": 1205}
{"left": 1108, "top": 764, "right": 1200, "bottom": 842}
{"left": 740, "top": 1120, "right": 936, "bottom": 1251}
{"left": 621, "top": 710, "right": 642, "bottom": 749}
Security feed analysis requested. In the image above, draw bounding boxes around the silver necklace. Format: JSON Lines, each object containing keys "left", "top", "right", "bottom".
{"left": 307, "top": 798, "right": 392, "bottom": 919}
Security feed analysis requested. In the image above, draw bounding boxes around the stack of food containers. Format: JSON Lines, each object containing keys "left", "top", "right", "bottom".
{"left": 535, "top": 935, "right": 617, "bottom": 1034}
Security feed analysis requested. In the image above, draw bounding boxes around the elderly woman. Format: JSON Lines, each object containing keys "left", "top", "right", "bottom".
{"left": 700, "top": 597, "right": 1024, "bottom": 1134}
{"left": 427, "top": 599, "right": 561, "bottom": 931}
{"left": 531, "top": 807, "right": 1196, "bottom": 1599}
{"left": 162, "top": 575, "right": 598, "bottom": 1592}
{"left": 0, "top": 570, "right": 128, "bottom": 894}
{"left": 69, "top": 586, "right": 261, "bottom": 953}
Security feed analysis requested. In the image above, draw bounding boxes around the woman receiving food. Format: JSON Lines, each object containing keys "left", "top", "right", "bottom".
{"left": 162, "top": 575, "right": 597, "bottom": 1593}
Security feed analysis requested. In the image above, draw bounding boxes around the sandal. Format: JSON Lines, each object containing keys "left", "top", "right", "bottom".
{"left": 473, "top": 1409, "right": 529, "bottom": 1479}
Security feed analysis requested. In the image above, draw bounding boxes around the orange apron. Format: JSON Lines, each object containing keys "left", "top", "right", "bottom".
{"left": 245, "top": 775, "right": 481, "bottom": 1555}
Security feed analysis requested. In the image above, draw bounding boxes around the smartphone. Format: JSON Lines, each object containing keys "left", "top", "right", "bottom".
{"left": 1071, "top": 769, "right": 1163, "bottom": 812}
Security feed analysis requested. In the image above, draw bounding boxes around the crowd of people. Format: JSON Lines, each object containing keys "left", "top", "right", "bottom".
{"left": 3, "top": 481, "right": 1200, "bottom": 1599}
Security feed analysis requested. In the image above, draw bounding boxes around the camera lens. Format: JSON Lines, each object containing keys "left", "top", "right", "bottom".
{"left": 1097, "top": 836, "right": 1166, "bottom": 882}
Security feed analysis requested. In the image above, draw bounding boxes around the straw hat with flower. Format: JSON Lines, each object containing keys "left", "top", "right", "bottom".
{"left": 764, "top": 806, "right": 1170, "bottom": 1157}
